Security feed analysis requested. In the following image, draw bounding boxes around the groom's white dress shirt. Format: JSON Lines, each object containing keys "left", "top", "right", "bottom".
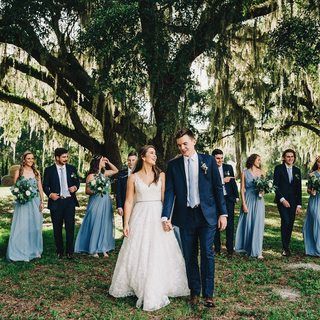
{"left": 184, "top": 152, "right": 200, "bottom": 207}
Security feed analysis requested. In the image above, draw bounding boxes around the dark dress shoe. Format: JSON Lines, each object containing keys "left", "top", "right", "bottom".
{"left": 204, "top": 297, "right": 215, "bottom": 308}
{"left": 57, "top": 253, "right": 63, "bottom": 259}
{"left": 227, "top": 250, "right": 234, "bottom": 257}
{"left": 189, "top": 295, "right": 200, "bottom": 306}
{"left": 66, "top": 254, "right": 74, "bottom": 260}
{"left": 282, "top": 250, "right": 291, "bottom": 257}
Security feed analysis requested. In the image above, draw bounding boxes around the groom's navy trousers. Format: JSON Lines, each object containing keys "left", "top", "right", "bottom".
{"left": 179, "top": 206, "right": 216, "bottom": 297}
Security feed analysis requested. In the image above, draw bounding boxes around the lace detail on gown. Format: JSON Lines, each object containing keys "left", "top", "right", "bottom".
{"left": 109, "top": 174, "right": 189, "bottom": 311}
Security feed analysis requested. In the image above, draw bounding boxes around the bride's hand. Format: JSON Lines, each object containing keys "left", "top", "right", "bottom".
{"left": 123, "top": 224, "right": 130, "bottom": 237}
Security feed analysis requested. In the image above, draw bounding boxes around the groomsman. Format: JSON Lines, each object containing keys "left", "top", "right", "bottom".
{"left": 162, "top": 129, "right": 227, "bottom": 308}
{"left": 212, "top": 149, "right": 239, "bottom": 256}
{"left": 116, "top": 151, "right": 137, "bottom": 226}
{"left": 43, "top": 148, "right": 80, "bottom": 259}
{"left": 273, "top": 149, "right": 302, "bottom": 256}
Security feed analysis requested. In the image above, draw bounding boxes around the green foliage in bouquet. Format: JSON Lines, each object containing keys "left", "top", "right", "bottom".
{"left": 88, "top": 174, "right": 111, "bottom": 197}
{"left": 253, "top": 176, "right": 275, "bottom": 198}
{"left": 306, "top": 174, "right": 320, "bottom": 193}
{"left": 10, "top": 177, "right": 38, "bottom": 204}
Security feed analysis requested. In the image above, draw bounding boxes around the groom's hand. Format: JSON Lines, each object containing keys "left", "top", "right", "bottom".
{"left": 218, "top": 216, "right": 227, "bottom": 231}
{"left": 162, "top": 220, "right": 172, "bottom": 232}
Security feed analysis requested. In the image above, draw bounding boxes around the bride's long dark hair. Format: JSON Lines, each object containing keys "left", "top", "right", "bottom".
{"left": 132, "top": 145, "right": 161, "bottom": 183}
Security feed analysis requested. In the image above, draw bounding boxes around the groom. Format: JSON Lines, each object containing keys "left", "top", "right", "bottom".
{"left": 43, "top": 148, "right": 80, "bottom": 259}
{"left": 162, "top": 129, "right": 227, "bottom": 307}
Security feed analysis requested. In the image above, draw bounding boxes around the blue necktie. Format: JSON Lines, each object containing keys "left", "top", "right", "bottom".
{"left": 60, "top": 167, "right": 69, "bottom": 197}
{"left": 188, "top": 158, "right": 196, "bottom": 208}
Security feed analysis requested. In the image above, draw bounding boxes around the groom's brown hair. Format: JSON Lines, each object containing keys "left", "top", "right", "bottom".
{"left": 175, "top": 128, "right": 195, "bottom": 140}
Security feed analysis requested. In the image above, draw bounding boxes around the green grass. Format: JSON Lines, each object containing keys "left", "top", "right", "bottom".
{"left": 0, "top": 188, "right": 320, "bottom": 319}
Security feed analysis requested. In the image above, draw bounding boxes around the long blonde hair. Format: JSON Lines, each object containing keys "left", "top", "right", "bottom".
{"left": 19, "top": 151, "right": 40, "bottom": 180}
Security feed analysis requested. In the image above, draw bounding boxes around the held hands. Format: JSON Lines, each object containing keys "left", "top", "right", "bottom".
{"left": 218, "top": 216, "right": 227, "bottom": 231}
{"left": 117, "top": 208, "right": 124, "bottom": 216}
{"left": 162, "top": 220, "right": 173, "bottom": 232}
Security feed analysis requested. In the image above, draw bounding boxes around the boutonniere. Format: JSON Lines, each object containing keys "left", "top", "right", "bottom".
{"left": 294, "top": 173, "right": 300, "bottom": 180}
{"left": 201, "top": 162, "right": 208, "bottom": 175}
{"left": 71, "top": 172, "right": 77, "bottom": 179}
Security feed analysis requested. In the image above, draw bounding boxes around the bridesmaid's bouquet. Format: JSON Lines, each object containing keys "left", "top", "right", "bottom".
{"left": 88, "top": 174, "right": 111, "bottom": 196}
{"left": 306, "top": 173, "right": 320, "bottom": 193}
{"left": 11, "top": 177, "right": 38, "bottom": 204}
{"left": 253, "top": 176, "right": 275, "bottom": 198}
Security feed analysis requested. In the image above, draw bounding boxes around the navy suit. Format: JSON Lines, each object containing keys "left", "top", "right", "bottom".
{"left": 162, "top": 153, "right": 227, "bottom": 298}
{"left": 273, "top": 163, "right": 302, "bottom": 251}
{"left": 214, "top": 163, "right": 239, "bottom": 254}
{"left": 43, "top": 164, "right": 80, "bottom": 255}
{"left": 116, "top": 168, "right": 129, "bottom": 227}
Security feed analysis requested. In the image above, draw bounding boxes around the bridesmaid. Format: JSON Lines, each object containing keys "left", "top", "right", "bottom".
{"left": 75, "top": 155, "right": 118, "bottom": 258}
{"left": 235, "top": 154, "right": 265, "bottom": 259}
{"left": 303, "top": 156, "right": 320, "bottom": 256}
{"left": 7, "top": 151, "right": 44, "bottom": 262}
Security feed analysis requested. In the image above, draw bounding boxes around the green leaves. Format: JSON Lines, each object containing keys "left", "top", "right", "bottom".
{"left": 269, "top": 16, "right": 320, "bottom": 71}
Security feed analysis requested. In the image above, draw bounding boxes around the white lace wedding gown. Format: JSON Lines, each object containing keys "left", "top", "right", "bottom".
{"left": 109, "top": 174, "right": 189, "bottom": 311}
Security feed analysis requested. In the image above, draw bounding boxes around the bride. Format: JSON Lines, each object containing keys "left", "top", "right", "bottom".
{"left": 109, "top": 145, "right": 189, "bottom": 311}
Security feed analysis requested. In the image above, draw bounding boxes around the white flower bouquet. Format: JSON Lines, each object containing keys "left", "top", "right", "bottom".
{"left": 11, "top": 177, "right": 38, "bottom": 204}
{"left": 88, "top": 174, "right": 110, "bottom": 196}
{"left": 306, "top": 173, "right": 320, "bottom": 193}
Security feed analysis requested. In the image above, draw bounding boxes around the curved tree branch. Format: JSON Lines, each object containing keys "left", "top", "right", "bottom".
{"left": 0, "top": 89, "right": 104, "bottom": 151}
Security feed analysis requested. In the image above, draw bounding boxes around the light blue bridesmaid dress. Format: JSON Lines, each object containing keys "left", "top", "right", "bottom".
{"left": 303, "top": 171, "right": 320, "bottom": 256}
{"left": 75, "top": 175, "right": 115, "bottom": 254}
{"left": 7, "top": 177, "right": 43, "bottom": 262}
{"left": 235, "top": 169, "right": 265, "bottom": 257}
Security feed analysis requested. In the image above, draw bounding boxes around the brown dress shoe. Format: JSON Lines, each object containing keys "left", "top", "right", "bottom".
{"left": 204, "top": 297, "right": 215, "bottom": 308}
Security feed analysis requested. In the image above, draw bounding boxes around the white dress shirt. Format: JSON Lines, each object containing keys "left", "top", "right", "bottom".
{"left": 184, "top": 152, "right": 200, "bottom": 207}
{"left": 56, "top": 164, "right": 71, "bottom": 197}
{"left": 218, "top": 165, "right": 227, "bottom": 196}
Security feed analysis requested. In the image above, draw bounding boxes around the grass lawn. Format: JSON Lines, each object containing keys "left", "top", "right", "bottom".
{"left": 0, "top": 185, "right": 319, "bottom": 319}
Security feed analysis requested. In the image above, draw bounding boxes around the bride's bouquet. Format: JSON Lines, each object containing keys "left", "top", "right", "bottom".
{"left": 11, "top": 177, "right": 38, "bottom": 204}
{"left": 88, "top": 174, "right": 111, "bottom": 197}
{"left": 306, "top": 173, "right": 320, "bottom": 193}
{"left": 253, "top": 176, "right": 275, "bottom": 198}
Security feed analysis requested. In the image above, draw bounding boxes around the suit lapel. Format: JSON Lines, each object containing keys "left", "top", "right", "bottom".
{"left": 178, "top": 156, "right": 187, "bottom": 190}
{"left": 198, "top": 153, "right": 203, "bottom": 193}
{"left": 282, "top": 163, "right": 290, "bottom": 184}
{"left": 66, "top": 164, "right": 71, "bottom": 187}
{"left": 52, "top": 164, "right": 61, "bottom": 192}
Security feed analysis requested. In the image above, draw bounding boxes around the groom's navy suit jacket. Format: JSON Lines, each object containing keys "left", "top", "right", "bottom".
{"left": 162, "top": 153, "right": 228, "bottom": 228}
{"left": 273, "top": 163, "right": 302, "bottom": 206}
{"left": 43, "top": 164, "right": 80, "bottom": 210}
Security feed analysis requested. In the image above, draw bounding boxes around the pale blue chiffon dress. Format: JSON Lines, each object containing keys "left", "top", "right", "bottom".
{"left": 75, "top": 176, "right": 115, "bottom": 254}
{"left": 7, "top": 177, "right": 43, "bottom": 262}
{"left": 303, "top": 171, "right": 320, "bottom": 256}
{"left": 235, "top": 169, "right": 265, "bottom": 257}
